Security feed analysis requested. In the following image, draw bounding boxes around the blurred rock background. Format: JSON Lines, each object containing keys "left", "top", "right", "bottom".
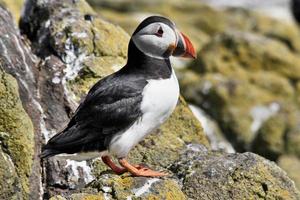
{"left": 0, "top": 0, "right": 300, "bottom": 199}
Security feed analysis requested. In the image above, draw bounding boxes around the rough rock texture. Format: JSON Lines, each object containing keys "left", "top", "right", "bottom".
{"left": 0, "top": 145, "right": 22, "bottom": 199}
{"left": 50, "top": 145, "right": 300, "bottom": 200}
{"left": 89, "top": 175, "right": 186, "bottom": 199}
{"left": 171, "top": 144, "right": 300, "bottom": 200}
{"left": 0, "top": 0, "right": 24, "bottom": 23}
{"left": 21, "top": 0, "right": 129, "bottom": 105}
{"left": 0, "top": 70, "right": 33, "bottom": 199}
{"left": 0, "top": 5, "right": 40, "bottom": 200}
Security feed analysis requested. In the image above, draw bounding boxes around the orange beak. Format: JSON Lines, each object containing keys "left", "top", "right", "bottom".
{"left": 172, "top": 31, "right": 196, "bottom": 59}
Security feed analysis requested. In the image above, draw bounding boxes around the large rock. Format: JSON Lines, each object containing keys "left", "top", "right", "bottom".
{"left": 0, "top": 0, "right": 24, "bottom": 23}
{"left": 0, "top": 145, "right": 22, "bottom": 200}
{"left": 0, "top": 5, "right": 41, "bottom": 199}
{"left": 171, "top": 144, "right": 300, "bottom": 200}
{"left": 0, "top": 69, "right": 34, "bottom": 198}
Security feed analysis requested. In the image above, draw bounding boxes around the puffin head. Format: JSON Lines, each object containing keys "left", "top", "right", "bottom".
{"left": 131, "top": 16, "right": 196, "bottom": 59}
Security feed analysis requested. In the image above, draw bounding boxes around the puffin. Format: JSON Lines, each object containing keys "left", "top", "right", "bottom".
{"left": 41, "top": 16, "right": 196, "bottom": 177}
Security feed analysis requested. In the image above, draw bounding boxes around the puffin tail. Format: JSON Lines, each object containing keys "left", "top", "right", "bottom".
{"left": 40, "top": 147, "right": 60, "bottom": 159}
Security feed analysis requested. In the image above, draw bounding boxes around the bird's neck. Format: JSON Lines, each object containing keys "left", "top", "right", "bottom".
{"left": 125, "top": 40, "right": 172, "bottom": 79}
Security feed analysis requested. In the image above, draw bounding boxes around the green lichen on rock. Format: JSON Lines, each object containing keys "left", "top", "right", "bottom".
{"left": 35, "top": 0, "right": 130, "bottom": 100}
{"left": 0, "top": 69, "right": 34, "bottom": 198}
{"left": 50, "top": 193, "right": 105, "bottom": 200}
{"left": 252, "top": 114, "right": 286, "bottom": 160}
{"left": 0, "top": 145, "right": 22, "bottom": 200}
{"left": 89, "top": 174, "right": 186, "bottom": 200}
{"left": 171, "top": 145, "right": 300, "bottom": 199}
{"left": 0, "top": 0, "right": 24, "bottom": 23}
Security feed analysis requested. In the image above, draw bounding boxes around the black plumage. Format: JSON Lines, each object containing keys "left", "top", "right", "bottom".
{"left": 292, "top": 0, "right": 300, "bottom": 24}
{"left": 41, "top": 23, "right": 173, "bottom": 158}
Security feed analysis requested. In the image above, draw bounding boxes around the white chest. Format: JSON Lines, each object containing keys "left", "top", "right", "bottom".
{"left": 109, "top": 70, "right": 180, "bottom": 158}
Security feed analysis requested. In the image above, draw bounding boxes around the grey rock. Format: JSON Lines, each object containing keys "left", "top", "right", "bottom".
{"left": 171, "top": 145, "right": 300, "bottom": 200}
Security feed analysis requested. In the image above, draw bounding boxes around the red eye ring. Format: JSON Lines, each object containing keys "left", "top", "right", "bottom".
{"left": 155, "top": 27, "right": 164, "bottom": 37}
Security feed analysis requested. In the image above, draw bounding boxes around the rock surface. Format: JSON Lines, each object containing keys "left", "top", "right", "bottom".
{"left": 0, "top": 70, "right": 33, "bottom": 199}
{"left": 171, "top": 144, "right": 300, "bottom": 200}
{"left": 0, "top": 5, "right": 40, "bottom": 199}
{"left": 0, "top": 0, "right": 24, "bottom": 23}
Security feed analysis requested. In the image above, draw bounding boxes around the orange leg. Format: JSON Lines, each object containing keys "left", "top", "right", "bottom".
{"left": 101, "top": 156, "right": 127, "bottom": 175}
{"left": 118, "top": 158, "right": 168, "bottom": 177}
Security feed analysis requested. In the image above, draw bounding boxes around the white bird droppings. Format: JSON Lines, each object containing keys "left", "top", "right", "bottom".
{"left": 132, "top": 178, "right": 160, "bottom": 197}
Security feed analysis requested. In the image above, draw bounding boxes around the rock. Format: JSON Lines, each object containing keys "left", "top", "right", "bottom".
{"left": 89, "top": 175, "right": 186, "bottom": 199}
{"left": 21, "top": 0, "right": 129, "bottom": 104}
{"left": 170, "top": 145, "right": 300, "bottom": 200}
{"left": 50, "top": 175, "right": 186, "bottom": 200}
{"left": 0, "top": 69, "right": 34, "bottom": 198}
{"left": 0, "top": 5, "right": 42, "bottom": 199}
{"left": 0, "top": 145, "right": 22, "bottom": 200}
{"left": 278, "top": 155, "right": 300, "bottom": 190}
{"left": 0, "top": 0, "right": 24, "bottom": 23}
{"left": 189, "top": 105, "right": 235, "bottom": 153}
{"left": 179, "top": 31, "right": 300, "bottom": 158}
{"left": 252, "top": 114, "right": 286, "bottom": 160}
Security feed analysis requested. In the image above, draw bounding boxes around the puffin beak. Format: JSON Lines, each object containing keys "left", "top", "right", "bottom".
{"left": 172, "top": 31, "right": 196, "bottom": 59}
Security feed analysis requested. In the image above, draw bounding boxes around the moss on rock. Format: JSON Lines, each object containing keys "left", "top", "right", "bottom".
{"left": 252, "top": 115, "right": 286, "bottom": 160}
{"left": 0, "top": 69, "right": 34, "bottom": 198}
{"left": 50, "top": 193, "right": 105, "bottom": 200}
{"left": 171, "top": 146, "right": 300, "bottom": 199}
{"left": 0, "top": 145, "right": 22, "bottom": 199}
{"left": 0, "top": 0, "right": 24, "bottom": 23}
{"left": 90, "top": 174, "right": 186, "bottom": 200}
{"left": 286, "top": 129, "right": 300, "bottom": 157}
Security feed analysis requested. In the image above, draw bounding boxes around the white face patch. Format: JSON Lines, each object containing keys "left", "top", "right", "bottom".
{"left": 132, "top": 22, "right": 177, "bottom": 59}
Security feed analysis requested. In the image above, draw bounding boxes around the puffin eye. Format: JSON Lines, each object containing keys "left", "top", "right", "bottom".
{"left": 155, "top": 27, "right": 164, "bottom": 37}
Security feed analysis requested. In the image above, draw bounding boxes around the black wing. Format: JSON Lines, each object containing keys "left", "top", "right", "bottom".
{"left": 42, "top": 72, "right": 148, "bottom": 156}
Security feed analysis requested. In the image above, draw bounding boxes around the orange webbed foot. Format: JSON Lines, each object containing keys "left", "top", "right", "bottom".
{"left": 101, "top": 156, "right": 127, "bottom": 175}
{"left": 119, "top": 158, "right": 168, "bottom": 177}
